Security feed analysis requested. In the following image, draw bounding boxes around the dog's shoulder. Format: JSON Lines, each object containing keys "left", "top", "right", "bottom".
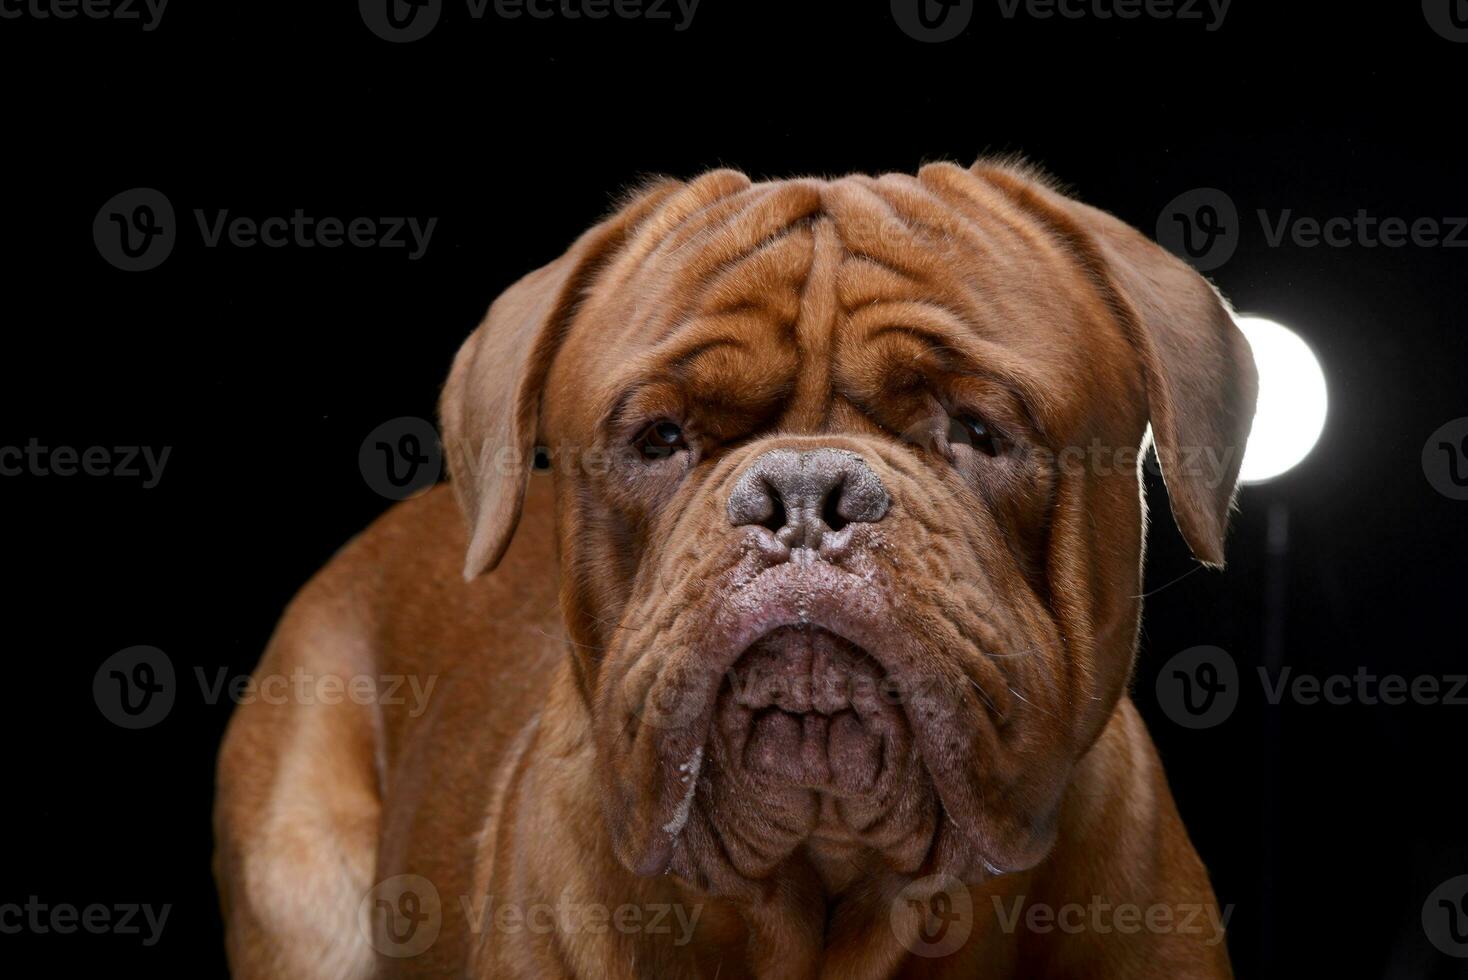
{"left": 277, "top": 481, "right": 562, "bottom": 678}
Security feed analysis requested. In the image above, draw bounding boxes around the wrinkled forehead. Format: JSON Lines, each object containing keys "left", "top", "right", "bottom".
{"left": 556, "top": 163, "right": 1131, "bottom": 436}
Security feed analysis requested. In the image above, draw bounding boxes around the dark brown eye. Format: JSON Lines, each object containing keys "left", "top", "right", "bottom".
{"left": 634, "top": 420, "right": 687, "bottom": 460}
{"left": 950, "top": 414, "right": 1001, "bottom": 457}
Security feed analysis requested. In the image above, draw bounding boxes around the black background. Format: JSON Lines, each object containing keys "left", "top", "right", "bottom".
{"left": 2, "top": 1, "right": 1466, "bottom": 976}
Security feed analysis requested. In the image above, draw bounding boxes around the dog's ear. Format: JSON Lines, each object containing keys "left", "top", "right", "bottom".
{"left": 440, "top": 181, "right": 682, "bottom": 580}
{"left": 974, "top": 162, "right": 1258, "bottom": 567}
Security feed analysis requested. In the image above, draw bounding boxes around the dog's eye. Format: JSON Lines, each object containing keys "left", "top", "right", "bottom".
{"left": 634, "top": 420, "right": 687, "bottom": 460}
{"left": 950, "top": 413, "right": 1001, "bottom": 457}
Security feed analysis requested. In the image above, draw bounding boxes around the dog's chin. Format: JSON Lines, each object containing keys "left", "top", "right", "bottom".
{"left": 649, "top": 625, "right": 945, "bottom": 893}
{"left": 713, "top": 626, "right": 911, "bottom": 798}
{"left": 602, "top": 558, "right": 1063, "bottom": 890}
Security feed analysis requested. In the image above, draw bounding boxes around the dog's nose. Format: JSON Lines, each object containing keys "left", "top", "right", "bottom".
{"left": 727, "top": 448, "right": 890, "bottom": 550}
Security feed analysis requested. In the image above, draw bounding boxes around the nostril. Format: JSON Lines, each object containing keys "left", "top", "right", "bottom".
{"left": 820, "top": 479, "right": 848, "bottom": 532}
{"left": 728, "top": 448, "right": 888, "bottom": 540}
{"left": 759, "top": 478, "right": 787, "bottom": 534}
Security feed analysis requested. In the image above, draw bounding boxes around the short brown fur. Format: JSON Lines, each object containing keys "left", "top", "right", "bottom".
{"left": 215, "top": 160, "right": 1255, "bottom": 979}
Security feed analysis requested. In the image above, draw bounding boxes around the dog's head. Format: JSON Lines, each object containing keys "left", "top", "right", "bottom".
{"left": 440, "top": 162, "right": 1256, "bottom": 897}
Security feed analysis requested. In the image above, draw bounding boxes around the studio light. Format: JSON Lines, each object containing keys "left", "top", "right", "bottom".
{"left": 1235, "top": 316, "right": 1328, "bottom": 484}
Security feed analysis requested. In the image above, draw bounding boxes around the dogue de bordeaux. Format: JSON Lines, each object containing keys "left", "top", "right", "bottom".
{"left": 214, "top": 159, "right": 1257, "bottom": 979}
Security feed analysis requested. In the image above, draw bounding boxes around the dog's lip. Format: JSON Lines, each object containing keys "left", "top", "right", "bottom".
{"left": 620, "top": 556, "right": 1036, "bottom": 880}
{"left": 628, "top": 559, "right": 971, "bottom": 873}
{"left": 735, "top": 621, "right": 863, "bottom": 657}
{"left": 717, "top": 626, "right": 908, "bottom": 796}
{"left": 712, "top": 559, "right": 900, "bottom": 675}
{"left": 726, "top": 624, "right": 890, "bottom": 716}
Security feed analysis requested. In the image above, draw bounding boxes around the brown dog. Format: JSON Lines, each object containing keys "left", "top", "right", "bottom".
{"left": 214, "top": 159, "right": 1256, "bottom": 979}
